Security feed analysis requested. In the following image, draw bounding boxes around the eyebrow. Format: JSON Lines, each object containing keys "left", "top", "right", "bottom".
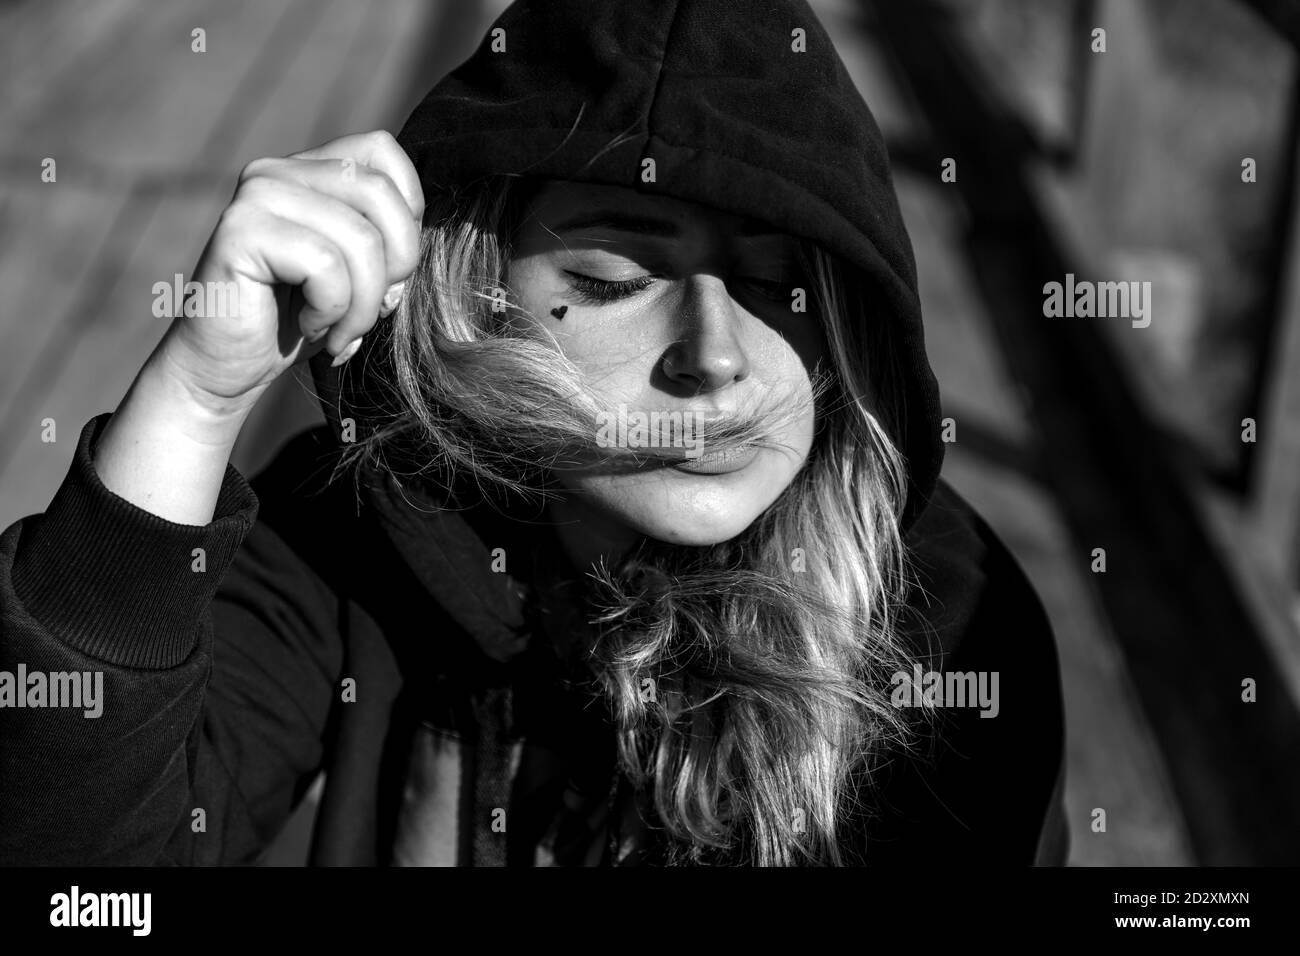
{"left": 550, "top": 208, "right": 783, "bottom": 240}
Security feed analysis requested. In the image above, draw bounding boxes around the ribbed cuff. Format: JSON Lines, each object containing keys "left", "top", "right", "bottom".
{"left": 11, "top": 412, "right": 260, "bottom": 669}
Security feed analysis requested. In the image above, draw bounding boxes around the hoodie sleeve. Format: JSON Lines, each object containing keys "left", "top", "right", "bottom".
{"left": 0, "top": 412, "right": 343, "bottom": 865}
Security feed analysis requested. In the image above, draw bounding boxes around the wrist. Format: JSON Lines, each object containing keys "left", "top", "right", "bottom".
{"left": 141, "top": 342, "right": 262, "bottom": 446}
{"left": 94, "top": 362, "right": 252, "bottom": 526}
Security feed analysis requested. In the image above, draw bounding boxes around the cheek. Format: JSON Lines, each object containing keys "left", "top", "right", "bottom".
{"left": 504, "top": 257, "right": 556, "bottom": 332}
{"left": 508, "top": 259, "right": 659, "bottom": 373}
{"left": 770, "top": 311, "right": 827, "bottom": 382}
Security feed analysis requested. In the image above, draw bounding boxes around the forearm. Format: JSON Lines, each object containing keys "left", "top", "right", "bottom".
{"left": 94, "top": 343, "right": 256, "bottom": 526}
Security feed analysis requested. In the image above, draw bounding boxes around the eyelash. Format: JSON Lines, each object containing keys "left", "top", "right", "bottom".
{"left": 564, "top": 272, "right": 657, "bottom": 304}
{"left": 563, "top": 272, "right": 796, "bottom": 305}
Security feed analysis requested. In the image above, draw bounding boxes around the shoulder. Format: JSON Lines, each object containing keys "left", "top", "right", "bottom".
{"left": 233, "top": 425, "right": 380, "bottom": 595}
{"left": 244, "top": 425, "right": 353, "bottom": 513}
{"left": 861, "top": 478, "right": 1069, "bottom": 864}
{"left": 902, "top": 478, "right": 1057, "bottom": 681}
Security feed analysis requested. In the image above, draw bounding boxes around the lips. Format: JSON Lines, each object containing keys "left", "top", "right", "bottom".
{"left": 670, "top": 444, "right": 760, "bottom": 475}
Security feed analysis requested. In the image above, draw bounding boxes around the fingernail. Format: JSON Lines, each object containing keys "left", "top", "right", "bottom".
{"left": 331, "top": 336, "right": 363, "bottom": 367}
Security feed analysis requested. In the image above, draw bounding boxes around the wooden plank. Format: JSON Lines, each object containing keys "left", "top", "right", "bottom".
{"left": 1251, "top": 84, "right": 1300, "bottom": 587}
{"left": 0, "top": 0, "right": 150, "bottom": 133}
{"left": 0, "top": 189, "right": 226, "bottom": 527}
{"left": 298, "top": 0, "right": 423, "bottom": 147}
{"left": 1, "top": 1, "right": 207, "bottom": 168}
{"left": 226, "top": 0, "right": 365, "bottom": 163}
{"left": 105, "top": 0, "right": 341, "bottom": 177}
{"left": 0, "top": 0, "right": 313, "bottom": 519}
{"left": 0, "top": 0, "right": 304, "bottom": 437}
{"left": 0, "top": 0, "right": 156, "bottom": 425}
{"left": 0, "top": 178, "right": 135, "bottom": 413}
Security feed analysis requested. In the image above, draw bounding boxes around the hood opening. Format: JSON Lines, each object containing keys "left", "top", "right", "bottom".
{"left": 311, "top": 0, "right": 943, "bottom": 529}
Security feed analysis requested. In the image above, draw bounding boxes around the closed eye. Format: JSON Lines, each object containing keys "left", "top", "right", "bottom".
{"left": 563, "top": 271, "right": 799, "bottom": 306}
{"left": 564, "top": 271, "right": 657, "bottom": 305}
{"left": 736, "top": 277, "right": 799, "bottom": 301}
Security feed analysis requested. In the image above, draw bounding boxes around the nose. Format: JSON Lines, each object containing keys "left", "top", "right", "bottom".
{"left": 660, "top": 275, "right": 751, "bottom": 393}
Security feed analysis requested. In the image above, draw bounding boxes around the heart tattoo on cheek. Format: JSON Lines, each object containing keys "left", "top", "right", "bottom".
{"left": 550, "top": 305, "right": 568, "bottom": 320}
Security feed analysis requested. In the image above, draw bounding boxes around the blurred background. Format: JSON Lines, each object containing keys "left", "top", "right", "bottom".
{"left": 2, "top": 0, "right": 1299, "bottom": 865}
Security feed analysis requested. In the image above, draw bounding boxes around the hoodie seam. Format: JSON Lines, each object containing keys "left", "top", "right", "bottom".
{"left": 645, "top": 134, "right": 916, "bottom": 297}
{"left": 641, "top": 0, "right": 683, "bottom": 148}
{"left": 424, "top": 526, "right": 518, "bottom": 629}
{"left": 374, "top": 482, "right": 521, "bottom": 633}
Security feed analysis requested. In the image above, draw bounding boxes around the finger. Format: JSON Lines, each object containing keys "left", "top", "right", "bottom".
{"left": 248, "top": 155, "right": 421, "bottom": 286}
{"left": 227, "top": 206, "right": 354, "bottom": 341}
{"left": 242, "top": 178, "right": 388, "bottom": 353}
{"left": 291, "top": 130, "right": 425, "bottom": 227}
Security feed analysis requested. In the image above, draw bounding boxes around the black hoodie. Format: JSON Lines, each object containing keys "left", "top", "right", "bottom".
{"left": 0, "top": 0, "right": 1068, "bottom": 866}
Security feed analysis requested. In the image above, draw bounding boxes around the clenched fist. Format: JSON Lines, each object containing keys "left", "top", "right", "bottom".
{"left": 159, "top": 129, "right": 425, "bottom": 414}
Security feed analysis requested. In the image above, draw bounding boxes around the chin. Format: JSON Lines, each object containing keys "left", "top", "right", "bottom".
{"left": 633, "top": 508, "right": 758, "bottom": 547}
{"left": 598, "top": 464, "right": 787, "bottom": 548}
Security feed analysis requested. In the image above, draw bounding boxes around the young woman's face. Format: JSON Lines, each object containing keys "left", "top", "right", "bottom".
{"left": 507, "top": 180, "right": 827, "bottom": 556}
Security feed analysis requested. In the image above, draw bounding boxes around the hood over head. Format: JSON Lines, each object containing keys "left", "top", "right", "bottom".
{"left": 310, "top": 0, "right": 944, "bottom": 530}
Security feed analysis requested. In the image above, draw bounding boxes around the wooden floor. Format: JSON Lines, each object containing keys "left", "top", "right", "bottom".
{"left": 0, "top": 0, "right": 1192, "bottom": 864}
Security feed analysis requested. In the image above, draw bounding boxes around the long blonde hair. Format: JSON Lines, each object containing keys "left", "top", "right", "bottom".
{"left": 337, "top": 174, "right": 933, "bottom": 865}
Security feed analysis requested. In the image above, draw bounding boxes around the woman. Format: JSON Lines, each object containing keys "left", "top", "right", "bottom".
{"left": 0, "top": 0, "right": 1068, "bottom": 866}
